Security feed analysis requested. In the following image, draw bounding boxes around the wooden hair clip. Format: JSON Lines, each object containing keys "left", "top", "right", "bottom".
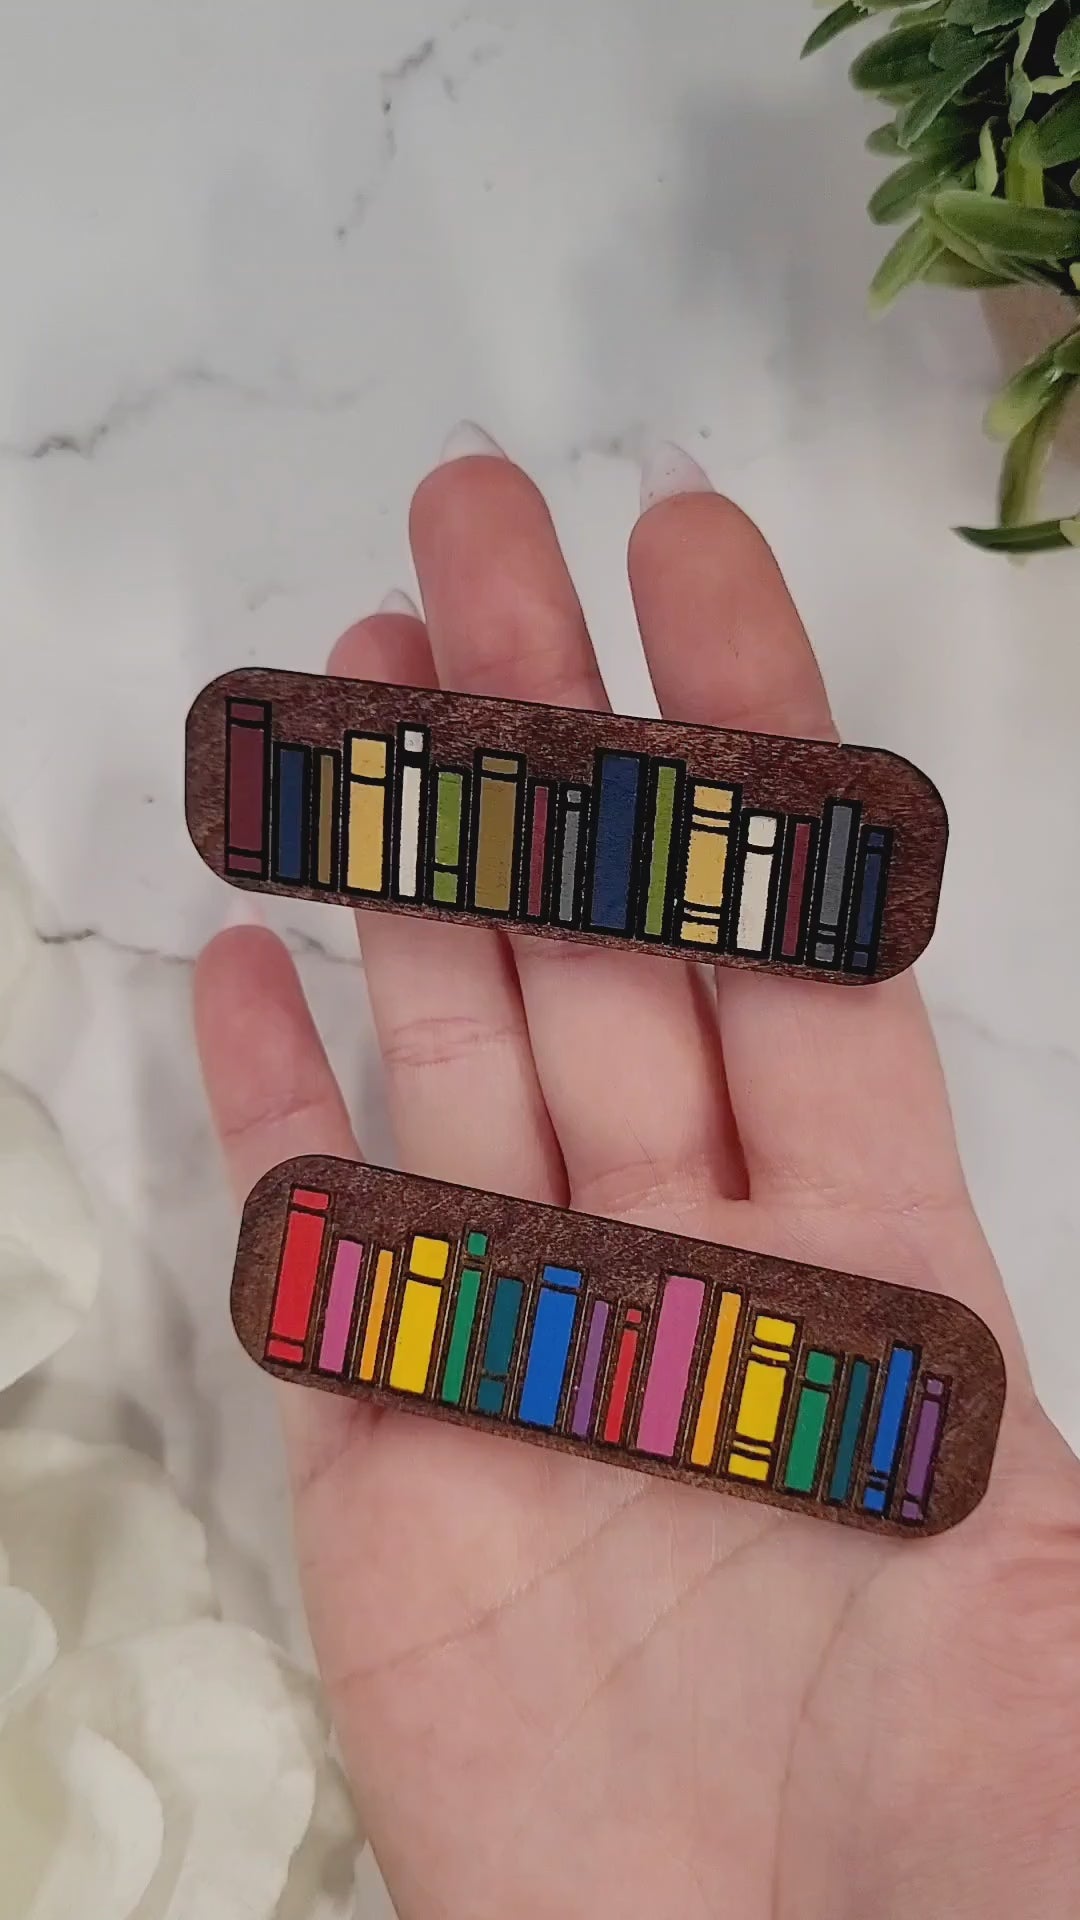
{"left": 187, "top": 669, "right": 948, "bottom": 982}
{"left": 232, "top": 1159, "right": 1005, "bottom": 1538}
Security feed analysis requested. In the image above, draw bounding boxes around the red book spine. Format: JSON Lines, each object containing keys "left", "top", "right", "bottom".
{"left": 602, "top": 1308, "right": 643, "bottom": 1445}
{"left": 265, "top": 1187, "right": 329, "bottom": 1364}
{"left": 778, "top": 818, "right": 816, "bottom": 962}
{"left": 526, "top": 783, "right": 551, "bottom": 918}
{"left": 226, "top": 698, "right": 271, "bottom": 878}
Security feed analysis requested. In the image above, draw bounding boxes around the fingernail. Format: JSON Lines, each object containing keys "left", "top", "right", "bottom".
{"left": 640, "top": 440, "right": 714, "bottom": 512}
{"left": 440, "top": 421, "right": 507, "bottom": 464}
{"left": 378, "top": 589, "right": 422, "bottom": 617}
{"left": 222, "top": 888, "right": 266, "bottom": 929}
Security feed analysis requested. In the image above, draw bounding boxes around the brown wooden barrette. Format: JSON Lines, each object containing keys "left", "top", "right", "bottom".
{"left": 232, "top": 1159, "right": 1005, "bottom": 1538}
{"left": 186, "top": 669, "right": 948, "bottom": 982}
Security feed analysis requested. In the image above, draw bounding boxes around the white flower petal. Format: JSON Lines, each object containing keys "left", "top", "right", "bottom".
{"left": 0, "top": 829, "right": 33, "bottom": 1035}
{"left": 0, "top": 1433, "right": 214, "bottom": 1651}
{"left": 37, "top": 1621, "right": 360, "bottom": 1919}
{"left": 0, "top": 1585, "right": 58, "bottom": 1708}
{"left": 0, "top": 1707, "right": 163, "bottom": 1920}
{"left": 350, "top": 1848, "right": 398, "bottom": 1920}
{"left": 0, "top": 1079, "right": 100, "bottom": 1390}
{"left": 277, "top": 1735, "right": 362, "bottom": 1920}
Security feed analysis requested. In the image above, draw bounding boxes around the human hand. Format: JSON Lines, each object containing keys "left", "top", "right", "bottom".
{"left": 195, "top": 434, "right": 1080, "bottom": 1920}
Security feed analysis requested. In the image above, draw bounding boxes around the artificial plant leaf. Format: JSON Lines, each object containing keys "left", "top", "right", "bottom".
{"left": 976, "top": 118, "right": 1000, "bottom": 189}
{"left": 923, "top": 198, "right": 1009, "bottom": 268}
{"left": 1009, "top": 9, "right": 1038, "bottom": 126}
{"left": 869, "top": 215, "right": 945, "bottom": 304}
{"left": 868, "top": 155, "right": 954, "bottom": 219}
{"left": 1055, "top": 16, "right": 1080, "bottom": 75}
{"left": 866, "top": 109, "right": 981, "bottom": 159}
{"left": 984, "top": 331, "right": 1077, "bottom": 436}
{"left": 907, "top": 103, "right": 992, "bottom": 150}
{"left": 956, "top": 516, "right": 1071, "bottom": 548}
{"left": 802, "top": 2, "right": 865, "bottom": 57}
{"left": 1054, "top": 330, "right": 1080, "bottom": 373}
{"left": 998, "top": 380, "right": 1073, "bottom": 524}
{"left": 994, "top": 252, "right": 1075, "bottom": 287}
{"left": 932, "top": 185, "right": 1080, "bottom": 252}
{"left": 1004, "top": 120, "right": 1045, "bottom": 203}
{"left": 876, "top": 81, "right": 932, "bottom": 101}
{"left": 851, "top": 21, "right": 943, "bottom": 89}
{"left": 898, "top": 39, "right": 1004, "bottom": 142}
{"left": 931, "top": 25, "right": 983, "bottom": 66}
{"left": 924, "top": 248, "right": 1013, "bottom": 280}
{"left": 1009, "top": 65, "right": 1034, "bottom": 124}
{"left": 946, "top": 0, "right": 1026, "bottom": 22}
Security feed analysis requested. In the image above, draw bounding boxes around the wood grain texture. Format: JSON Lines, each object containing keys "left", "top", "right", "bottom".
{"left": 186, "top": 669, "right": 948, "bottom": 982}
{"left": 232, "top": 1158, "right": 1006, "bottom": 1539}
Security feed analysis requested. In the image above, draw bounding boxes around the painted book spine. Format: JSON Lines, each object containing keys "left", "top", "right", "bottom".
{"left": 225, "top": 698, "right": 271, "bottom": 878}
{"left": 677, "top": 783, "right": 737, "bottom": 948}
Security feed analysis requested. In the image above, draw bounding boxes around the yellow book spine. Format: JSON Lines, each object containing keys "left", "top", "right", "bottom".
{"left": 678, "top": 783, "right": 736, "bottom": 947}
{"left": 315, "top": 751, "right": 337, "bottom": 888}
{"left": 727, "top": 1314, "right": 797, "bottom": 1482}
{"left": 472, "top": 755, "right": 524, "bottom": 915}
{"left": 345, "top": 734, "right": 390, "bottom": 895}
{"left": 388, "top": 1236, "right": 451, "bottom": 1395}
{"left": 357, "top": 1248, "right": 396, "bottom": 1383}
{"left": 689, "top": 1290, "right": 742, "bottom": 1468}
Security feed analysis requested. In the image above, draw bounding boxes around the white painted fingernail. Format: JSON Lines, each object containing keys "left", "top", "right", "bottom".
{"left": 222, "top": 888, "right": 266, "bottom": 928}
{"left": 378, "top": 589, "right": 422, "bottom": 617}
{"left": 440, "top": 421, "right": 507, "bottom": 464}
{"left": 640, "top": 440, "right": 714, "bottom": 512}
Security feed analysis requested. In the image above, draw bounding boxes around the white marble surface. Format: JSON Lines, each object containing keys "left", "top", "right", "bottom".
{"left": 2, "top": 0, "right": 1079, "bottom": 1905}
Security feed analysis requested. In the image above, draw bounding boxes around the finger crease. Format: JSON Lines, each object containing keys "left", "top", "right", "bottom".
{"left": 380, "top": 1013, "right": 528, "bottom": 1077}
{"left": 216, "top": 1086, "right": 334, "bottom": 1152}
{"left": 572, "top": 1147, "right": 720, "bottom": 1224}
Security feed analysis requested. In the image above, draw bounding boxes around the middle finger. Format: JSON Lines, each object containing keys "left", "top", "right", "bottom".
{"left": 409, "top": 433, "right": 745, "bottom": 1222}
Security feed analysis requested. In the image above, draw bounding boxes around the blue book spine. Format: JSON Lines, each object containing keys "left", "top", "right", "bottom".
{"left": 586, "top": 753, "right": 644, "bottom": 933}
{"left": 517, "top": 1267, "right": 582, "bottom": 1428}
{"left": 845, "top": 827, "right": 892, "bottom": 975}
{"left": 273, "top": 744, "right": 309, "bottom": 884}
{"left": 863, "top": 1345, "right": 916, "bottom": 1513}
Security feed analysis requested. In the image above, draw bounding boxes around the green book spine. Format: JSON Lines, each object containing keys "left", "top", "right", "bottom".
{"left": 641, "top": 761, "right": 681, "bottom": 940}
{"left": 430, "top": 769, "right": 467, "bottom": 905}
{"left": 783, "top": 1350, "right": 839, "bottom": 1494}
{"left": 440, "top": 1268, "right": 482, "bottom": 1404}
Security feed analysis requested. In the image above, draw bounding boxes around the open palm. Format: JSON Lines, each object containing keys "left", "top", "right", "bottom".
{"left": 195, "top": 437, "right": 1080, "bottom": 1920}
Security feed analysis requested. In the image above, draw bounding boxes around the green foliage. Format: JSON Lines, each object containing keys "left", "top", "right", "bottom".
{"left": 805, "top": 0, "right": 1080, "bottom": 553}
